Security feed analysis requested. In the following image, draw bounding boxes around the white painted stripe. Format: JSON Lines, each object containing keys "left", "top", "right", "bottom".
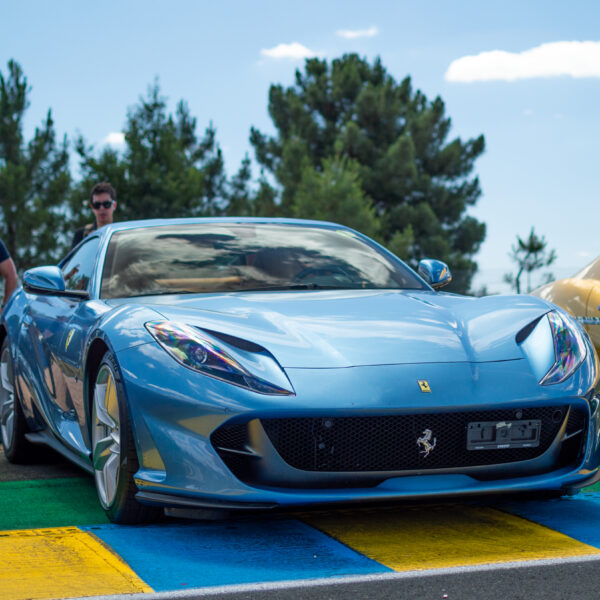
{"left": 73, "top": 552, "right": 600, "bottom": 600}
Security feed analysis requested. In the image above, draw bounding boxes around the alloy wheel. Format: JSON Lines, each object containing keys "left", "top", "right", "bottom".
{"left": 92, "top": 364, "right": 121, "bottom": 509}
{"left": 0, "top": 345, "right": 15, "bottom": 449}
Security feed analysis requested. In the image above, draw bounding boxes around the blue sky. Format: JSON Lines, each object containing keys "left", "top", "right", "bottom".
{"left": 2, "top": 0, "right": 599, "bottom": 292}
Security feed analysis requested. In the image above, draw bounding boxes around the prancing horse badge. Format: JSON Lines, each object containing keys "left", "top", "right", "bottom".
{"left": 418, "top": 380, "right": 431, "bottom": 393}
{"left": 417, "top": 428, "right": 436, "bottom": 457}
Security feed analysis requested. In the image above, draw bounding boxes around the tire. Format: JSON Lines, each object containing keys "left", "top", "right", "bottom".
{"left": 91, "top": 352, "right": 161, "bottom": 524}
{"left": 0, "top": 337, "right": 37, "bottom": 463}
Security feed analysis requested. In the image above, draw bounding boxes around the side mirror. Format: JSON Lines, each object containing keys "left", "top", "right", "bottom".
{"left": 23, "top": 266, "right": 89, "bottom": 299}
{"left": 418, "top": 259, "right": 452, "bottom": 290}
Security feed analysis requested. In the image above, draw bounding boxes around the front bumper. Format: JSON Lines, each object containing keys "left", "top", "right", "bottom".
{"left": 117, "top": 343, "right": 600, "bottom": 507}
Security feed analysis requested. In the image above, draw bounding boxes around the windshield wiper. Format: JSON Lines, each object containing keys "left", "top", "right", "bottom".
{"left": 239, "top": 283, "right": 350, "bottom": 291}
{"left": 129, "top": 284, "right": 360, "bottom": 297}
{"left": 131, "top": 289, "right": 202, "bottom": 297}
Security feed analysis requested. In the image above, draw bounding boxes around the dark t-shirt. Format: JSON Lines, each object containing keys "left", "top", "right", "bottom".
{"left": 72, "top": 223, "right": 97, "bottom": 248}
{"left": 0, "top": 239, "right": 10, "bottom": 263}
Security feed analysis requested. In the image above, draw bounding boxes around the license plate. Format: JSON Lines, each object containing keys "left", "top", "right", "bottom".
{"left": 466, "top": 419, "right": 541, "bottom": 450}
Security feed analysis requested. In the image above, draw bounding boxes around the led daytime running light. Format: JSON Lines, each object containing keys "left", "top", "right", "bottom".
{"left": 145, "top": 320, "right": 292, "bottom": 395}
{"left": 145, "top": 321, "right": 249, "bottom": 375}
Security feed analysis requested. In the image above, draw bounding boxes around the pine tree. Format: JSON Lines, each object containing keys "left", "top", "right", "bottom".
{"left": 504, "top": 228, "right": 557, "bottom": 293}
{"left": 0, "top": 60, "right": 71, "bottom": 270}
{"left": 71, "top": 81, "right": 226, "bottom": 227}
{"left": 250, "top": 54, "right": 486, "bottom": 292}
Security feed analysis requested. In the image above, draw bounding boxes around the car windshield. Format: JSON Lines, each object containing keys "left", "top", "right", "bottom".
{"left": 100, "top": 223, "right": 427, "bottom": 298}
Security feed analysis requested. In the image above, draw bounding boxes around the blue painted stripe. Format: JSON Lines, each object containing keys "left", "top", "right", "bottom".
{"left": 83, "top": 518, "right": 390, "bottom": 591}
{"left": 496, "top": 493, "right": 600, "bottom": 548}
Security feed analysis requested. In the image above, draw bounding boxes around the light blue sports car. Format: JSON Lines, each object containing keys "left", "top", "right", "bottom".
{"left": 1, "top": 218, "right": 599, "bottom": 523}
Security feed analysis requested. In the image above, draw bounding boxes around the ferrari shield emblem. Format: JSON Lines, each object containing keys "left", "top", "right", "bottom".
{"left": 65, "top": 329, "right": 75, "bottom": 351}
{"left": 418, "top": 380, "right": 431, "bottom": 393}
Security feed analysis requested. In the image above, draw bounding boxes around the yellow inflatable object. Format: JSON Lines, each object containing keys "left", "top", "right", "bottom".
{"left": 531, "top": 256, "right": 600, "bottom": 351}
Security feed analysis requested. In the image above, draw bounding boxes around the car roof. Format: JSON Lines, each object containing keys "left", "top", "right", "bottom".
{"left": 100, "top": 217, "right": 348, "bottom": 236}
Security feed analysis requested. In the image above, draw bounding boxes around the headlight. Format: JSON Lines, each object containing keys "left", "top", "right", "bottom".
{"left": 540, "top": 311, "right": 587, "bottom": 385}
{"left": 145, "top": 320, "right": 294, "bottom": 395}
{"left": 519, "top": 310, "right": 587, "bottom": 385}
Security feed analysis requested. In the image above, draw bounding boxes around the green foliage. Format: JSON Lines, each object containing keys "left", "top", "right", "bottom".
{"left": 291, "top": 157, "right": 380, "bottom": 239}
{"left": 71, "top": 81, "right": 226, "bottom": 227}
{"left": 0, "top": 60, "right": 71, "bottom": 270}
{"left": 225, "top": 154, "right": 280, "bottom": 218}
{"left": 387, "top": 225, "right": 414, "bottom": 262}
{"left": 250, "top": 54, "right": 486, "bottom": 293}
{"left": 504, "top": 227, "right": 556, "bottom": 294}
{"left": 226, "top": 154, "right": 253, "bottom": 216}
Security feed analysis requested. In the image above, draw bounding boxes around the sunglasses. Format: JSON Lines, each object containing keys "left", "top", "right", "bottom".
{"left": 91, "top": 200, "right": 114, "bottom": 210}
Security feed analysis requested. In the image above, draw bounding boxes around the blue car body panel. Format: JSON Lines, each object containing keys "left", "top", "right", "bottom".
{"left": 2, "top": 217, "right": 600, "bottom": 509}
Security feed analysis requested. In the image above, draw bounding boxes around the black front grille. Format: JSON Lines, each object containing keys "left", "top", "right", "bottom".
{"left": 260, "top": 407, "right": 570, "bottom": 472}
{"left": 212, "top": 422, "right": 248, "bottom": 451}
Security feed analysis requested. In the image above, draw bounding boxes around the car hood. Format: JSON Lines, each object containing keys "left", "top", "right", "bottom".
{"left": 125, "top": 290, "right": 552, "bottom": 368}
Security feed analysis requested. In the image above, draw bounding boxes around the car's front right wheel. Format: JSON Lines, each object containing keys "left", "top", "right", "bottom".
{"left": 91, "top": 352, "right": 160, "bottom": 524}
{"left": 0, "top": 337, "right": 37, "bottom": 463}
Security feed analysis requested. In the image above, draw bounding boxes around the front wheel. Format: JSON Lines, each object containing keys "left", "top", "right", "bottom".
{"left": 0, "top": 337, "right": 37, "bottom": 463}
{"left": 91, "top": 353, "right": 160, "bottom": 523}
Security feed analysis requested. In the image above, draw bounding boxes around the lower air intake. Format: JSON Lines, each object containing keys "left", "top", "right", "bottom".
{"left": 259, "top": 406, "right": 575, "bottom": 472}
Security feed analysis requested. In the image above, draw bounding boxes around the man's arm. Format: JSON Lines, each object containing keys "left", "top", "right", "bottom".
{"left": 0, "top": 257, "right": 18, "bottom": 306}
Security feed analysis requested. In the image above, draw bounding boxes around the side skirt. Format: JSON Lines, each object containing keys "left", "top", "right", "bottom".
{"left": 24, "top": 431, "right": 94, "bottom": 474}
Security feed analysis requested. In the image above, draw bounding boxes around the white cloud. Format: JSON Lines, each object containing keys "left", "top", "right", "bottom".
{"left": 445, "top": 41, "right": 600, "bottom": 83}
{"left": 336, "top": 26, "right": 379, "bottom": 39}
{"left": 523, "top": 108, "right": 534, "bottom": 116}
{"left": 260, "top": 42, "right": 317, "bottom": 60}
{"left": 103, "top": 132, "right": 125, "bottom": 146}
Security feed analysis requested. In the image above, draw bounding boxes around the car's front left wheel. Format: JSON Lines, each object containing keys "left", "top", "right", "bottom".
{"left": 92, "top": 353, "right": 160, "bottom": 524}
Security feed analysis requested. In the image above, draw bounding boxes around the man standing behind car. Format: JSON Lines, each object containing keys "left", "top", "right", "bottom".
{"left": 71, "top": 182, "right": 117, "bottom": 248}
{"left": 0, "top": 238, "right": 18, "bottom": 310}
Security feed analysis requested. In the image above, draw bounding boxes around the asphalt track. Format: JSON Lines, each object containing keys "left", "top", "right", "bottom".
{"left": 4, "top": 447, "right": 600, "bottom": 600}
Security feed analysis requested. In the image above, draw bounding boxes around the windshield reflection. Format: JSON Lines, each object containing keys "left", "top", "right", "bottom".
{"left": 100, "top": 223, "right": 425, "bottom": 298}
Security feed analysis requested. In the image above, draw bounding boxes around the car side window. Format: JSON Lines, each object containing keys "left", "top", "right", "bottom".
{"left": 61, "top": 237, "right": 101, "bottom": 291}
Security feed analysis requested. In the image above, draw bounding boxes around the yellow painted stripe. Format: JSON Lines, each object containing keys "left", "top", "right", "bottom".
{"left": 303, "top": 504, "right": 600, "bottom": 571}
{"left": 0, "top": 526, "right": 152, "bottom": 600}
